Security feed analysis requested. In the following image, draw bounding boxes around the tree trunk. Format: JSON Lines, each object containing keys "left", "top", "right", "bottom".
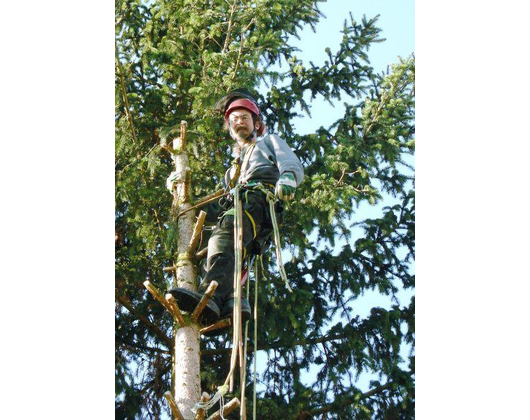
{"left": 171, "top": 121, "right": 201, "bottom": 419}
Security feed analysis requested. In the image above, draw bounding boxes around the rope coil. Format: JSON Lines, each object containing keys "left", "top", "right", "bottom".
{"left": 194, "top": 182, "right": 292, "bottom": 419}
{"left": 193, "top": 384, "right": 229, "bottom": 412}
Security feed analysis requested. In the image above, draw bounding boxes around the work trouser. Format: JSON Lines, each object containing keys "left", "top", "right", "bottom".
{"left": 199, "top": 189, "right": 273, "bottom": 306}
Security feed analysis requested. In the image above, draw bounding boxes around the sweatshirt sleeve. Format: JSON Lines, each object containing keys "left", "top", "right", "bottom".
{"left": 264, "top": 134, "right": 304, "bottom": 186}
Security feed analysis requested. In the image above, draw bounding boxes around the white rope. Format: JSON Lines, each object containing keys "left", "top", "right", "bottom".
{"left": 266, "top": 193, "right": 293, "bottom": 292}
{"left": 224, "top": 184, "right": 244, "bottom": 390}
{"left": 220, "top": 393, "right": 226, "bottom": 420}
{"left": 193, "top": 384, "right": 229, "bottom": 412}
{"left": 194, "top": 183, "right": 292, "bottom": 419}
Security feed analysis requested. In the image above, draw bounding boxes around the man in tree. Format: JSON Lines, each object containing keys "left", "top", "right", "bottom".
{"left": 166, "top": 89, "right": 304, "bottom": 326}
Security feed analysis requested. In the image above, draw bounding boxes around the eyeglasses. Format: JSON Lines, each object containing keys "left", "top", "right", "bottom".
{"left": 229, "top": 115, "right": 252, "bottom": 123}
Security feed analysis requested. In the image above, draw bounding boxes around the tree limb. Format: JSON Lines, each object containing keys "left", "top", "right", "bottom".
{"left": 308, "top": 381, "right": 396, "bottom": 416}
{"left": 115, "top": 291, "right": 172, "bottom": 348}
{"left": 201, "top": 332, "right": 350, "bottom": 357}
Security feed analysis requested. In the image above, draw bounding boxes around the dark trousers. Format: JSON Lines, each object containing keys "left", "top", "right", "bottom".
{"left": 199, "top": 190, "right": 272, "bottom": 306}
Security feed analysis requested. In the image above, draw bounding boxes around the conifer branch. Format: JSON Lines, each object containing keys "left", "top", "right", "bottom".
{"left": 115, "top": 39, "right": 138, "bottom": 145}
{"left": 115, "top": 338, "right": 170, "bottom": 356}
{"left": 115, "top": 292, "right": 172, "bottom": 348}
{"left": 201, "top": 332, "right": 350, "bottom": 357}
{"left": 308, "top": 381, "right": 396, "bottom": 416}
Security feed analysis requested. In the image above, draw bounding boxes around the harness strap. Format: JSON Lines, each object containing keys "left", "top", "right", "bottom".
{"left": 238, "top": 142, "right": 257, "bottom": 184}
{"left": 227, "top": 158, "right": 241, "bottom": 190}
{"left": 222, "top": 207, "right": 257, "bottom": 239}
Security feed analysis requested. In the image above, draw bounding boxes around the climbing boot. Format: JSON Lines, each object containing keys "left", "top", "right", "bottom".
{"left": 201, "top": 297, "right": 251, "bottom": 337}
{"left": 167, "top": 287, "right": 220, "bottom": 325}
{"left": 220, "top": 297, "right": 251, "bottom": 323}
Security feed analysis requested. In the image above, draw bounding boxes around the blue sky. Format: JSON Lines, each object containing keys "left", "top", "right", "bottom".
{"left": 253, "top": 0, "right": 416, "bottom": 397}
{"left": 293, "top": 0, "right": 414, "bottom": 71}
{"left": 288, "top": 0, "right": 415, "bottom": 133}
{"left": 285, "top": 0, "right": 416, "bottom": 302}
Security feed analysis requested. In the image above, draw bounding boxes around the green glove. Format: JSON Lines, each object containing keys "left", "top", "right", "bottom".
{"left": 275, "top": 172, "right": 297, "bottom": 201}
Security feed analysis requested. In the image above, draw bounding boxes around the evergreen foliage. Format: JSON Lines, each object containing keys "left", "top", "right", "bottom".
{"left": 116, "top": 0, "right": 414, "bottom": 418}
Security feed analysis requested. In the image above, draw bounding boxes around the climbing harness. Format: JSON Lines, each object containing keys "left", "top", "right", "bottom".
{"left": 195, "top": 140, "right": 294, "bottom": 417}
{"left": 196, "top": 181, "right": 291, "bottom": 419}
{"left": 226, "top": 142, "right": 257, "bottom": 190}
{"left": 239, "top": 182, "right": 293, "bottom": 293}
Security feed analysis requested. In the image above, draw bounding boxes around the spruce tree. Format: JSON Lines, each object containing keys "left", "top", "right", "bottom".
{"left": 115, "top": 1, "right": 414, "bottom": 418}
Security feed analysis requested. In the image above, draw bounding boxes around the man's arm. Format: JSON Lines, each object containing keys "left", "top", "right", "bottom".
{"left": 264, "top": 134, "right": 304, "bottom": 186}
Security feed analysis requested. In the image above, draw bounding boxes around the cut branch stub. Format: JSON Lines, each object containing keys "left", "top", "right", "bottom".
{"left": 144, "top": 281, "right": 186, "bottom": 327}
{"left": 163, "top": 391, "right": 185, "bottom": 420}
{"left": 206, "top": 397, "right": 241, "bottom": 420}
{"left": 195, "top": 247, "right": 208, "bottom": 262}
{"left": 194, "top": 392, "right": 211, "bottom": 420}
{"left": 176, "top": 189, "right": 227, "bottom": 220}
{"left": 165, "top": 293, "right": 186, "bottom": 326}
{"left": 143, "top": 281, "right": 175, "bottom": 316}
{"left": 188, "top": 210, "right": 207, "bottom": 255}
{"left": 191, "top": 281, "right": 218, "bottom": 322}
{"left": 200, "top": 318, "right": 231, "bottom": 335}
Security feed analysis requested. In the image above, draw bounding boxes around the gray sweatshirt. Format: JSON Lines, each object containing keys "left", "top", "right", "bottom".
{"left": 225, "top": 134, "right": 304, "bottom": 188}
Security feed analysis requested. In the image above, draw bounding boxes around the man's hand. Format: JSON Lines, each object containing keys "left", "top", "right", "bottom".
{"left": 275, "top": 172, "right": 297, "bottom": 201}
{"left": 166, "top": 171, "right": 178, "bottom": 192}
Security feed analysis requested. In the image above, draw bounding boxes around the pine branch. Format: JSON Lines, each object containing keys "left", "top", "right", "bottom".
{"left": 115, "top": 291, "right": 172, "bottom": 348}
{"left": 307, "top": 381, "right": 396, "bottom": 416}
{"left": 201, "top": 332, "right": 349, "bottom": 357}
{"left": 115, "top": 39, "right": 138, "bottom": 145}
{"left": 115, "top": 337, "right": 170, "bottom": 356}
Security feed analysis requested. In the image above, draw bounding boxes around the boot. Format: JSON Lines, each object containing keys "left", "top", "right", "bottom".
{"left": 201, "top": 297, "right": 251, "bottom": 337}
{"left": 167, "top": 287, "right": 220, "bottom": 325}
{"left": 220, "top": 296, "right": 251, "bottom": 322}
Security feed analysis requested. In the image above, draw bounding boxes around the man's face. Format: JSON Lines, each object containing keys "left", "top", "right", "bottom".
{"left": 228, "top": 109, "right": 255, "bottom": 142}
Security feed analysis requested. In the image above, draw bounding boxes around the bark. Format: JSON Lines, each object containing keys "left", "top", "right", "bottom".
{"left": 171, "top": 121, "right": 201, "bottom": 419}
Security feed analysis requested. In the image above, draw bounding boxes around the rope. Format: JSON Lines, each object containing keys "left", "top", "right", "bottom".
{"left": 253, "top": 257, "right": 259, "bottom": 420}
{"left": 220, "top": 393, "right": 226, "bottom": 420}
{"left": 198, "top": 186, "right": 246, "bottom": 418}
{"left": 265, "top": 191, "right": 293, "bottom": 293}
{"left": 237, "top": 182, "right": 292, "bottom": 292}
{"left": 241, "top": 257, "right": 251, "bottom": 419}
{"left": 224, "top": 184, "right": 244, "bottom": 390}
{"left": 196, "top": 181, "right": 292, "bottom": 418}
{"left": 193, "top": 384, "right": 229, "bottom": 412}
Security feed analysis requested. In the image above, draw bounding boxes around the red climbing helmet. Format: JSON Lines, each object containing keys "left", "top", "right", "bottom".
{"left": 224, "top": 98, "right": 260, "bottom": 120}
{"left": 214, "top": 88, "right": 267, "bottom": 137}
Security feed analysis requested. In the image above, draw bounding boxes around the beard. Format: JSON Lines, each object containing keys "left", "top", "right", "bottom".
{"left": 231, "top": 126, "right": 253, "bottom": 144}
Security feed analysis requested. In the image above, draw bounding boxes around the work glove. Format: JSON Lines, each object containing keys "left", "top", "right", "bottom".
{"left": 275, "top": 172, "right": 297, "bottom": 201}
{"left": 166, "top": 171, "right": 178, "bottom": 192}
